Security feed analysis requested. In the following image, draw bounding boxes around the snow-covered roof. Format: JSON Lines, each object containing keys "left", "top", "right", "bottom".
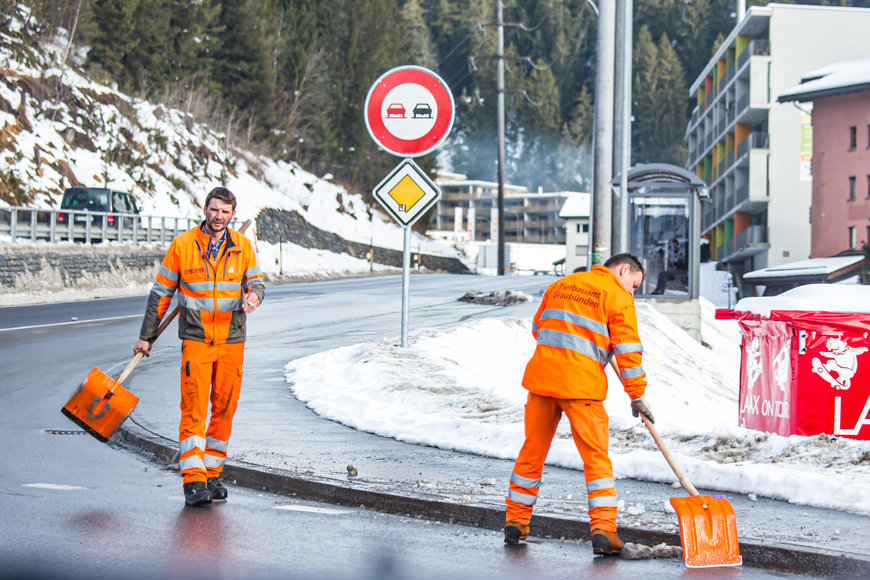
{"left": 743, "top": 255, "right": 865, "bottom": 279}
{"left": 558, "top": 193, "right": 591, "bottom": 218}
{"left": 734, "top": 284, "right": 870, "bottom": 316}
{"left": 778, "top": 57, "right": 870, "bottom": 102}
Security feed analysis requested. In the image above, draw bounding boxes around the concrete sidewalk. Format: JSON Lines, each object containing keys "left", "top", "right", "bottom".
{"left": 115, "top": 376, "right": 870, "bottom": 578}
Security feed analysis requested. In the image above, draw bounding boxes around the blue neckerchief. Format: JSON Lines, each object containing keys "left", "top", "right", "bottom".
{"left": 202, "top": 223, "right": 227, "bottom": 261}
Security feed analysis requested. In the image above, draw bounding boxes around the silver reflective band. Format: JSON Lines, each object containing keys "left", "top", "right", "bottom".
{"left": 613, "top": 342, "right": 643, "bottom": 354}
{"left": 151, "top": 281, "right": 176, "bottom": 297}
{"left": 179, "top": 455, "right": 206, "bottom": 471}
{"left": 510, "top": 472, "right": 541, "bottom": 489}
{"left": 245, "top": 265, "right": 262, "bottom": 278}
{"left": 589, "top": 496, "right": 619, "bottom": 508}
{"left": 206, "top": 436, "right": 228, "bottom": 452}
{"left": 621, "top": 366, "right": 646, "bottom": 379}
{"left": 536, "top": 329, "right": 613, "bottom": 365}
{"left": 217, "top": 281, "right": 241, "bottom": 292}
{"left": 539, "top": 309, "right": 609, "bottom": 338}
{"left": 180, "top": 436, "right": 206, "bottom": 454}
{"left": 586, "top": 478, "right": 615, "bottom": 492}
{"left": 218, "top": 297, "right": 243, "bottom": 311}
{"left": 508, "top": 489, "right": 537, "bottom": 506}
{"left": 204, "top": 454, "right": 226, "bottom": 469}
{"left": 159, "top": 264, "right": 179, "bottom": 282}
{"left": 181, "top": 280, "right": 215, "bottom": 292}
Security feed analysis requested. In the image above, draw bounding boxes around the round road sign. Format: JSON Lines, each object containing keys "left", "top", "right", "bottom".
{"left": 364, "top": 65, "right": 455, "bottom": 158}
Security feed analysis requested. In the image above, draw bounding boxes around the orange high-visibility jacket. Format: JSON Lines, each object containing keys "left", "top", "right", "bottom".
{"left": 139, "top": 223, "right": 264, "bottom": 345}
{"left": 522, "top": 264, "right": 647, "bottom": 400}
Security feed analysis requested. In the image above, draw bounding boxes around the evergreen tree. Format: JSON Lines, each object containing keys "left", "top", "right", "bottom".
{"left": 402, "top": 0, "right": 437, "bottom": 68}
{"left": 87, "top": 0, "right": 139, "bottom": 84}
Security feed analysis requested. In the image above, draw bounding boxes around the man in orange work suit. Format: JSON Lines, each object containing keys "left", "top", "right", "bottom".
{"left": 503, "top": 253, "right": 654, "bottom": 555}
{"left": 134, "top": 187, "right": 264, "bottom": 507}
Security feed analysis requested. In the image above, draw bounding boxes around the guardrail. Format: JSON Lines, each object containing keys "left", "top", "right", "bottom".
{"left": 0, "top": 207, "right": 243, "bottom": 246}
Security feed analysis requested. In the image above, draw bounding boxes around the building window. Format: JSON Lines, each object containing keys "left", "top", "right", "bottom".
{"left": 849, "top": 176, "right": 856, "bottom": 200}
{"left": 849, "top": 227, "right": 857, "bottom": 249}
{"left": 849, "top": 126, "right": 857, "bottom": 150}
{"left": 575, "top": 245, "right": 586, "bottom": 256}
{"left": 576, "top": 223, "right": 589, "bottom": 233}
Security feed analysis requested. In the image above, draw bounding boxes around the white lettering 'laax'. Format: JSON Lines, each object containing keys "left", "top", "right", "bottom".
{"left": 811, "top": 336, "right": 868, "bottom": 390}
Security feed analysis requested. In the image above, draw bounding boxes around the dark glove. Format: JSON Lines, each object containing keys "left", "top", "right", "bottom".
{"left": 631, "top": 396, "right": 654, "bottom": 424}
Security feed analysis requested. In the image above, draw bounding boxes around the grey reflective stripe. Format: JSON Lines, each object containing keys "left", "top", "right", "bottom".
{"left": 621, "top": 366, "right": 646, "bottom": 379}
{"left": 539, "top": 309, "right": 609, "bottom": 338}
{"left": 203, "top": 454, "right": 225, "bottom": 469}
{"left": 586, "top": 478, "right": 615, "bottom": 492}
{"left": 206, "top": 436, "right": 228, "bottom": 453}
{"left": 179, "top": 295, "right": 214, "bottom": 310}
{"left": 218, "top": 298, "right": 243, "bottom": 311}
{"left": 510, "top": 472, "right": 541, "bottom": 489}
{"left": 179, "top": 455, "right": 206, "bottom": 471}
{"left": 536, "top": 329, "right": 612, "bottom": 365}
{"left": 245, "top": 265, "right": 262, "bottom": 278}
{"left": 508, "top": 489, "right": 537, "bottom": 506}
{"left": 151, "top": 281, "right": 176, "bottom": 297}
{"left": 613, "top": 342, "right": 643, "bottom": 354}
{"left": 180, "top": 436, "right": 206, "bottom": 454}
{"left": 181, "top": 280, "right": 215, "bottom": 292}
{"left": 589, "top": 496, "right": 619, "bottom": 508}
{"left": 159, "top": 264, "right": 179, "bottom": 282}
{"left": 532, "top": 323, "right": 538, "bottom": 333}
{"left": 217, "top": 281, "right": 241, "bottom": 292}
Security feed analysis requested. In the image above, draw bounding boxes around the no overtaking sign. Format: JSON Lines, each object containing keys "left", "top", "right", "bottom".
{"left": 364, "top": 66, "right": 455, "bottom": 158}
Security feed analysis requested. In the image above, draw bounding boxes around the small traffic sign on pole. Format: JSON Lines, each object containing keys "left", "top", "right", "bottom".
{"left": 364, "top": 66, "right": 455, "bottom": 158}
{"left": 365, "top": 66, "right": 453, "bottom": 348}
{"left": 373, "top": 158, "right": 441, "bottom": 227}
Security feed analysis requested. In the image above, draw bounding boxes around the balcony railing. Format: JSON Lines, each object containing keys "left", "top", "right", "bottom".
{"left": 736, "top": 225, "right": 768, "bottom": 249}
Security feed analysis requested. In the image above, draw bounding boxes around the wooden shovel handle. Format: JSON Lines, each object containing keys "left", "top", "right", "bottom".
{"left": 117, "top": 219, "right": 253, "bottom": 386}
{"left": 608, "top": 358, "right": 700, "bottom": 497}
{"left": 639, "top": 413, "right": 700, "bottom": 497}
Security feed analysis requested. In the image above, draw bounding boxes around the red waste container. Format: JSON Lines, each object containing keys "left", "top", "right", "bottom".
{"left": 717, "top": 285, "right": 870, "bottom": 440}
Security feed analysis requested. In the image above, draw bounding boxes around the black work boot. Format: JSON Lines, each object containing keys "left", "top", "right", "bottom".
{"left": 503, "top": 521, "right": 530, "bottom": 545}
{"left": 591, "top": 529, "right": 624, "bottom": 556}
{"left": 207, "top": 477, "right": 228, "bottom": 501}
{"left": 183, "top": 481, "right": 212, "bottom": 507}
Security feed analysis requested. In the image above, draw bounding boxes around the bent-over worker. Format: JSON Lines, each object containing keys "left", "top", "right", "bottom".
{"left": 503, "top": 253, "right": 654, "bottom": 555}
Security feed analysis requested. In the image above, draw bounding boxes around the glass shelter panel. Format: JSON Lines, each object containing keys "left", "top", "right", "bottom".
{"left": 629, "top": 196, "right": 690, "bottom": 297}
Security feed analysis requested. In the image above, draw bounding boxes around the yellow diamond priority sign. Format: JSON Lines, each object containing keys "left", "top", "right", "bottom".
{"left": 373, "top": 158, "right": 441, "bottom": 227}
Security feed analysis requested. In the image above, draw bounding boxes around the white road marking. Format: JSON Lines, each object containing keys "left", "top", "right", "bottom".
{"left": 23, "top": 483, "right": 88, "bottom": 491}
{"left": 273, "top": 505, "right": 350, "bottom": 515}
{"left": 1, "top": 314, "right": 142, "bottom": 332}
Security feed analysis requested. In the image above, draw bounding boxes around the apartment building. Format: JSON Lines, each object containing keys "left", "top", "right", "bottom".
{"left": 685, "top": 3, "right": 870, "bottom": 288}
{"left": 778, "top": 58, "right": 870, "bottom": 258}
{"left": 430, "top": 172, "right": 581, "bottom": 245}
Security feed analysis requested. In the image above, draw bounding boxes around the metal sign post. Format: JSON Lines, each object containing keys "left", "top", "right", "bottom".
{"left": 365, "top": 66, "right": 454, "bottom": 347}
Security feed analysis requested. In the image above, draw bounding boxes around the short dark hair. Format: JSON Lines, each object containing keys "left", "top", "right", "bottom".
{"left": 604, "top": 252, "right": 645, "bottom": 277}
{"left": 205, "top": 187, "right": 236, "bottom": 210}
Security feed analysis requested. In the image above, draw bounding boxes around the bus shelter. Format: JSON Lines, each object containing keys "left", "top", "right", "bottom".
{"left": 611, "top": 164, "right": 709, "bottom": 299}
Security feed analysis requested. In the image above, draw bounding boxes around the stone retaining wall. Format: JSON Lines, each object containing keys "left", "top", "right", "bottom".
{"left": 256, "top": 209, "right": 471, "bottom": 274}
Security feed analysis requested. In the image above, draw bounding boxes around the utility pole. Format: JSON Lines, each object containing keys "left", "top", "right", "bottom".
{"left": 616, "top": 0, "right": 633, "bottom": 253}
{"left": 592, "top": 0, "right": 615, "bottom": 264}
{"left": 496, "top": 0, "right": 506, "bottom": 275}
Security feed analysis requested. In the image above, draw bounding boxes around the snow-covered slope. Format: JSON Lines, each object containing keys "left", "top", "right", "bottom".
{"left": 0, "top": 7, "right": 459, "bottom": 262}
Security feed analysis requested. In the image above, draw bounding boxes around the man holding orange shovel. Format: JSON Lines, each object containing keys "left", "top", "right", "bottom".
{"left": 134, "top": 187, "right": 264, "bottom": 507}
{"left": 503, "top": 253, "right": 653, "bottom": 555}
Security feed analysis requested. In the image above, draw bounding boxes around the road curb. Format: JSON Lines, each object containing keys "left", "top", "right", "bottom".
{"left": 115, "top": 423, "right": 870, "bottom": 577}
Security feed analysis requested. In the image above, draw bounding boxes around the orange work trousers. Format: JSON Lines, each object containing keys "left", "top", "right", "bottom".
{"left": 505, "top": 392, "right": 619, "bottom": 532}
{"left": 178, "top": 340, "right": 245, "bottom": 485}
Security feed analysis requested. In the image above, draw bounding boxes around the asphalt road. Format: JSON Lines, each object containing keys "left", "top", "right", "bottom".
{"left": 0, "top": 274, "right": 851, "bottom": 578}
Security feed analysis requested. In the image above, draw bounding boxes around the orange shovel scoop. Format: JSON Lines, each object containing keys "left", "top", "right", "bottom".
{"left": 641, "top": 414, "right": 742, "bottom": 568}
